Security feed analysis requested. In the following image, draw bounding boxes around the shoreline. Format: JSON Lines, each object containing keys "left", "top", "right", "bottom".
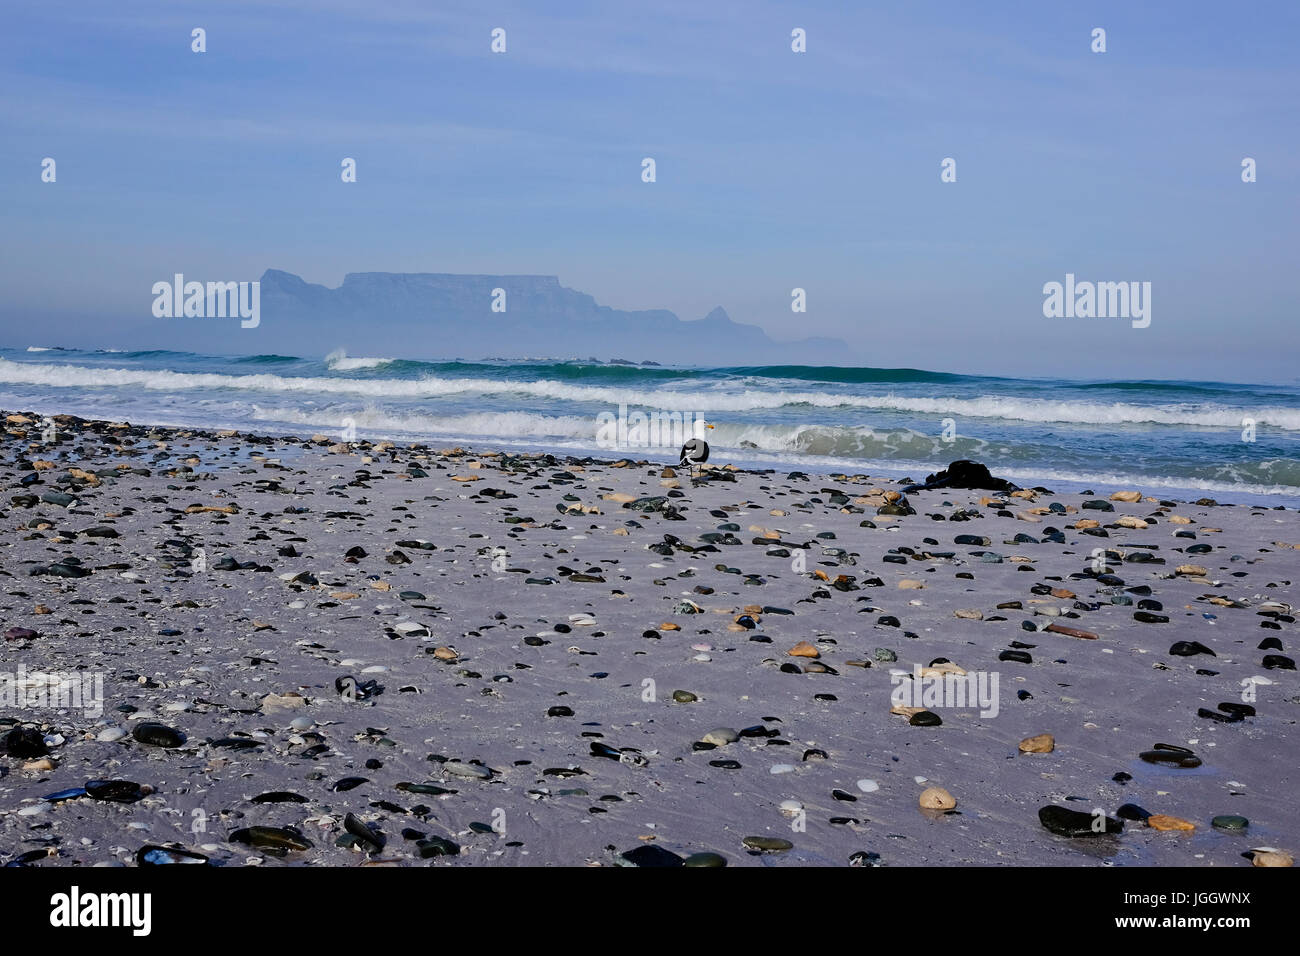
{"left": 0, "top": 407, "right": 1291, "bottom": 510}
{"left": 0, "top": 407, "right": 1296, "bottom": 867}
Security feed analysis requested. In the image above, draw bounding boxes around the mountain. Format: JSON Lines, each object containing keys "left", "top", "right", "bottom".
{"left": 242, "top": 270, "right": 851, "bottom": 364}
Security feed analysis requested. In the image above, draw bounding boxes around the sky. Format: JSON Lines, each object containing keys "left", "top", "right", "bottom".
{"left": 1, "top": 0, "right": 1297, "bottom": 382}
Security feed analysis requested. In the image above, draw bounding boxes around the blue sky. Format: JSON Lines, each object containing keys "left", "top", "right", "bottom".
{"left": 1, "top": 0, "right": 1297, "bottom": 381}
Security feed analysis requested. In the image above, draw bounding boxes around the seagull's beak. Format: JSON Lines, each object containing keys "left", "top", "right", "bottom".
{"left": 707, "top": 424, "right": 715, "bottom": 429}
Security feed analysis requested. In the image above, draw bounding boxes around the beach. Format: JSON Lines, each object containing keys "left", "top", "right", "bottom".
{"left": 1, "top": 410, "right": 1296, "bottom": 867}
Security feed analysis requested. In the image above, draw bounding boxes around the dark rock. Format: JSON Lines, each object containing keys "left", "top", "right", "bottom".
{"left": 1038, "top": 805, "right": 1123, "bottom": 837}
{"left": 621, "top": 844, "right": 685, "bottom": 867}
{"left": 904, "top": 460, "right": 1018, "bottom": 493}
{"left": 1139, "top": 744, "right": 1202, "bottom": 768}
{"left": 230, "top": 826, "right": 313, "bottom": 856}
{"left": 85, "top": 779, "right": 148, "bottom": 803}
{"left": 3, "top": 726, "right": 48, "bottom": 758}
{"left": 343, "top": 812, "right": 385, "bottom": 852}
{"left": 137, "top": 845, "right": 210, "bottom": 865}
{"left": 131, "top": 722, "right": 186, "bottom": 748}
{"left": 416, "top": 836, "right": 461, "bottom": 857}
{"left": 683, "top": 851, "right": 727, "bottom": 867}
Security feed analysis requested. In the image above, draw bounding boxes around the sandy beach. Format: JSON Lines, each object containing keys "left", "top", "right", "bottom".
{"left": 1, "top": 410, "right": 1296, "bottom": 867}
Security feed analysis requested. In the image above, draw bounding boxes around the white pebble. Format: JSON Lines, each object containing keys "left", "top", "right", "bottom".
{"left": 769, "top": 764, "right": 795, "bottom": 775}
{"left": 857, "top": 779, "right": 880, "bottom": 793}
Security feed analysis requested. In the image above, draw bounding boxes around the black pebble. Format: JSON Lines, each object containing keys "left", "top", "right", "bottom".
{"left": 131, "top": 722, "right": 186, "bottom": 748}
{"left": 3, "top": 726, "right": 48, "bottom": 758}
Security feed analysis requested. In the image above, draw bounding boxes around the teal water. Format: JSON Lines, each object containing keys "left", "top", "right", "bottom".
{"left": 1, "top": 347, "right": 1295, "bottom": 504}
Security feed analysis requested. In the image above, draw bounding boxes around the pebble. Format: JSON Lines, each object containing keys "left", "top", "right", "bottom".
{"left": 442, "top": 761, "right": 492, "bottom": 780}
{"left": 343, "top": 812, "right": 386, "bottom": 852}
{"left": 742, "top": 836, "right": 793, "bottom": 852}
{"left": 620, "top": 844, "right": 683, "bottom": 867}
{"left": 137, "top": 846, "right": 210, "bottom": 866}
{"left": 3, "top": 726, "right": 48, "bottom": 758}
{"left": 416, "top": 836, "right": 461, "bottom": 858}
{"left": 702, "top": 728, "right": 739, "bottom": 746}
{"left": 85, "top": 780, "right": 149, "bottom": 803}
{"left": 1146, "top": 814, "right": 1196, "bottom": 832}
{"left": 1252, "top": 850, "right": 1294, "bottom": 867}
{"left": 1212, "top": 815, "right": 1249, "bottom": 831}
{"left": 1038, "top": 805, "right": 1123, "bottom": 837}
{"left": 229, "top": 826, "right": 314, "bottom": 856}
{"left": 1139, "top": 744, "right": 1202, "bottom": 769}
{"left": 918, "top": 787, "right": 956, "bottom": 810}
{"left": 1117, "top": 803, "right": 1151, "bottom": 821}
{"left": 131, "top": 722, "right": 186, "bottom": 748}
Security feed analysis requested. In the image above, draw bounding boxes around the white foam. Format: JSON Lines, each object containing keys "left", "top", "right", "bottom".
{"left": 2, "top": 358, "right": 1295, "bottom": 430}
{"left": 324, "top": 348, "right": 393, "bottom": 370}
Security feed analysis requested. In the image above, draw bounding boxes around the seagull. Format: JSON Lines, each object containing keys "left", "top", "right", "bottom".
{"left": 679, "top": 420, "right": 714, "bottom": 479}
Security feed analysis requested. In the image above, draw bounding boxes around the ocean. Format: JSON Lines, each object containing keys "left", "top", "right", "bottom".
{"left": 1, "top": 347, "right": 1297, "bottom": 505}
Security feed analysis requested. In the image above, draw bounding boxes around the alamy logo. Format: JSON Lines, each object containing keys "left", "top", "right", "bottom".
{"left": 151, "top": 274, "right": 260, "bottom": 328}
{"left": 595, "top": 404, "right": 708, "bottom": 450}
{"left": 50, "top": 887, "right": 151, "bottom": 936}
{"left": 1043, "top": 273, "right": 1150, "bottom": 328}
{"left": 1, "top": 667, "right": 103, "bottom": 717}
{"left": 890, "top": 665, "right": 1000, "bottom": 718}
